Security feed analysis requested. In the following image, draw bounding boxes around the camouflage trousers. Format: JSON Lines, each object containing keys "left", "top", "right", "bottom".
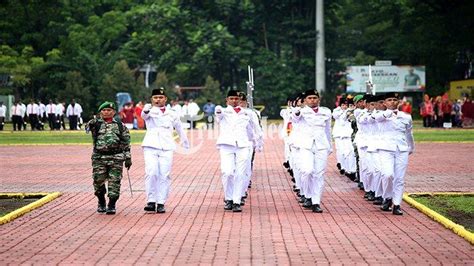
{"left": 92, "top": 153, "right": 124, "bottom": 200}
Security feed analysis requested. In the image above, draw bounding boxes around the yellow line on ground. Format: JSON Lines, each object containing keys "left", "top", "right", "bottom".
{"left": 403, "top": 192, "right": 474, "bottom": 245}
{"left": 0, "top": 192, "right": 61, "bottom": 225}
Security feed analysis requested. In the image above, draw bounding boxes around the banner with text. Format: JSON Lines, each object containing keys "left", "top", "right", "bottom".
{"left": 346, "top": 65, "right": 426, "bottom": 93}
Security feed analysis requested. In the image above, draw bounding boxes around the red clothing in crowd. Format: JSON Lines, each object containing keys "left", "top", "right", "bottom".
{"left": 401, "top": 103, "right": 412, "bottom": 114}
{"left": 120, "top": 105, "right": 135, "bottom": 124}
{"left": 420, "top": 100, "right": 434, "bottom": 117}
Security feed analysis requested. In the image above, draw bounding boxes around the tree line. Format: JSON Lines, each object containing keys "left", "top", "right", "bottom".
{"left": 1, "top": 0, "right": 472, "bottom": 118}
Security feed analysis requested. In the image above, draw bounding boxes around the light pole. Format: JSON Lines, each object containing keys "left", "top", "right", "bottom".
{"left": 315, "top": 0, "right": 326, "bottom": 92}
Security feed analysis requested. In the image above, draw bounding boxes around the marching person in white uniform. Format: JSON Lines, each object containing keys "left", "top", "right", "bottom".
{"left": 141, "top": 88, "right": 189, "bottom": 213}
{"left": 291, "top": 90, "right": 332, "bottom": 213}
{"left": 215, "top": 90, "right": 260, "bottom": 212}
{"left": 373, "top": 92, "right": 414, "bottom": 215}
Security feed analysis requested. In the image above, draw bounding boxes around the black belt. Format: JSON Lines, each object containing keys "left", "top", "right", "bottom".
{"left": 94, "top": 150, "right": 123, "bottom": 155}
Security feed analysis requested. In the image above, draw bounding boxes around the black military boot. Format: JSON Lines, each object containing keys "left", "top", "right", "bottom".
{"left": 312, "top": 204, "right": 323, "bottom": 213}
{"left": 156, "top": 204, "right": 166, "bottom": 213}
{"left": 224, "top": 200, "right": 233, "bottom": 210}
{"left": 232, "top": 203, "right": 242, "bottom": 212}
{"left": 106, "top": 198, "right": 117, "bottom": 215}
{"left": 95, "top": 185, "right": 107, "bottom": 213}
{"left": 392, "top": 205, "right": 403, "bottom": 215}
{"left": 381, "top": 198, "right": 393, "bottom": 212}
{"left": 303, "top": 198, "right": 312, "bottom": 209}
{"left": 97, "top": 194, "right": 106, "bottom": 213}
{"left": 144, "top": 202, "right": 156, "bottom": 212}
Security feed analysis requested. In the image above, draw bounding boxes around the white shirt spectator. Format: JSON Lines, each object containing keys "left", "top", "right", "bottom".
{"left": 26, "top": 103, "right": 39, "bottom": 116}
{"left": 66, "top": 103, "right": 83, "bottom": 117}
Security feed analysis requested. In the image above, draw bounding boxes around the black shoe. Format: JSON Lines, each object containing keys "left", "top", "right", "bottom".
{"left": 312, "top": 204, "right": 323, "bottom": 213}
{"left": 336, "top": 163, "right": 341, "bottom": 170}
{"left": 358, "top": 182, "right": 364, "bottom": 190}
{"left": 296, "top": 192, "right": 301, "bottom": 197}
{"left": 288, "top": 169, "right": 294, "bottom": 177}
{"left": 293, "top": 187, "right": 300, "bottom": 192}
{"left": 298, "top": 196, "right": 305, "bottom": 203}
{"left": 242, "top": 192, "right": 248, "bottom": 199}
{"left": 232, "top": 203, "right": 242, "bottom": 212}
{"left": 346, "top": 172, "right": 356, "bottom": 181}
{"left": 373, "top": 197, "right": 383, "bottom": 205}
{"left": 240, "top": 198, "right": 245, "bottom": 206}
{"left": 144, "top": 202, "right": 156, "bottom": 212}
{"left": 97, "top": 204, "right": 106, "bottom": 213}
{"left": 106, "top": 198, "right": 117, "bottom": 215}
{"left": 248, "top": 181, "right": 252, "bottom": 188}
{"left": 363, "top": 192, "right": 370, "bottom": 199}
{"left": 291, "top": 177, "right": 296, "bottom": 183}
{"left": 367, "top": 192, "right": 375, "bottom": 201}
{"left": 381, "top": 198, "right": 393, "bottom": 212}
{"left": 283, "top": 161, "right": 290, "bottom": 169}
{"left": 392, "top": 205, "right": 403, "bottom": 215}
{"left": 303, "top": 198, "right": 312, "bottom": 209}
{"left": 224, "top": 200, "right": 233, "bottom": 210}
{"left": 156, "top": 204, "right": 166, "bottom": 213}
{"left": 339, "top": 169, "right": 345, "bottom": 175}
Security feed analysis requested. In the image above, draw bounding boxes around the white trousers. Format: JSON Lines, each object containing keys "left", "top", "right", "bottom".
{"left": 340, "top": 137, "right": 356, "bottom": 173}
{"left": 143, "top": 147, "right": 174, "bottom": 204}
{"left": 297, "top": 145, "right": 329, "bottom": 205}
{"left": 219, "top": 145, "right": 252, "bottom": 204}
{"left": 378, "top": 149, "right": 409, "bottom": 205}
{"left": 289, "top": 147, "right": 302, "bottom": 192}
{"left": 358, "top": 146, "right": 369, "bottom": 190}
{"left": 334, "top": 137, "right": 344, "bottom": 166}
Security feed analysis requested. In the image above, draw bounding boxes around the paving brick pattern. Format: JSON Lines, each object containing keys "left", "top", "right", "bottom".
{"left": 1, "top": 130, "right": 473, "bottom": 264}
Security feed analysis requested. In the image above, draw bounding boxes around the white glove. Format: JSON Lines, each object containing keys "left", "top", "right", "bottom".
{"left": 291, "top": 106, "right": 301, "bottom": 115}
{"left": 182, "top": 139, "right": 190, "bottom": 149}
{"left": 143, "top": 104, "right": 152, "bottom": 113}
{"left": 382, "top": 109, "right": 393, "bottom": 118}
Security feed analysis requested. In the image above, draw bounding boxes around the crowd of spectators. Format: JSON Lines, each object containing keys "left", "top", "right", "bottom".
{"left": 419, "top": 93, "right": 473, "bottom": 128}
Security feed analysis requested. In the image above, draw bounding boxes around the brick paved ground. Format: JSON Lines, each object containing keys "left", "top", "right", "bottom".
{"left": 1, "top": 129, "right": 473, "bottom": 264}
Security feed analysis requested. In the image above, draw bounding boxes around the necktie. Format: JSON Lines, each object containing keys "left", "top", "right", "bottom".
{"left": 160, "top": 107, "right": 165, "bottom": 113}
{"left": 234, "top": 107, "right": 241, "bottom": 113}
{"left": 312, "top": 107, "right": 319, "bottom": 113}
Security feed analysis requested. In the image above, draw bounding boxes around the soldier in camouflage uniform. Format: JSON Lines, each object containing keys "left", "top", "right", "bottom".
{"left": 86, "top": 101, "right": 132, "bottom": 215}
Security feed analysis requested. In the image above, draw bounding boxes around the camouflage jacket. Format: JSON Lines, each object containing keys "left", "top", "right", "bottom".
{"left": 86, "top": 117, "right": 131, "bottom": 159}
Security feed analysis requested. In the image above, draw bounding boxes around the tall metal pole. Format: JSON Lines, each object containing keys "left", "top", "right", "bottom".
{"left": 315, "top": 0, "right": 325, "bottom": 92}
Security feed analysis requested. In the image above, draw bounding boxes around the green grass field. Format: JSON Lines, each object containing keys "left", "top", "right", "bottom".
{"left": 410, "top": 194, "right": 474, "bottom": 233}
{"left": 1, "top": 121, "right": 473, "bottom": 145}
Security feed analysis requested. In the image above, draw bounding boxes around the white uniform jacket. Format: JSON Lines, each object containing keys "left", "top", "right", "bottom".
{"left": 354, "top": 108, "right": 368, "bottom": 148}
{"left": 141, "top": 106, "right": 188, "bottom": 151}
{"left": 215, "top": 106, "right": 257, "bottom": 148}
{"left": 291, "top": 106, "right": 332, "bottom": 151}
{"left": 332, "top": 107, "right": 352, "bottom": 138}
{"left": 373, "top": 110, "right": 415, "bottom": 153}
